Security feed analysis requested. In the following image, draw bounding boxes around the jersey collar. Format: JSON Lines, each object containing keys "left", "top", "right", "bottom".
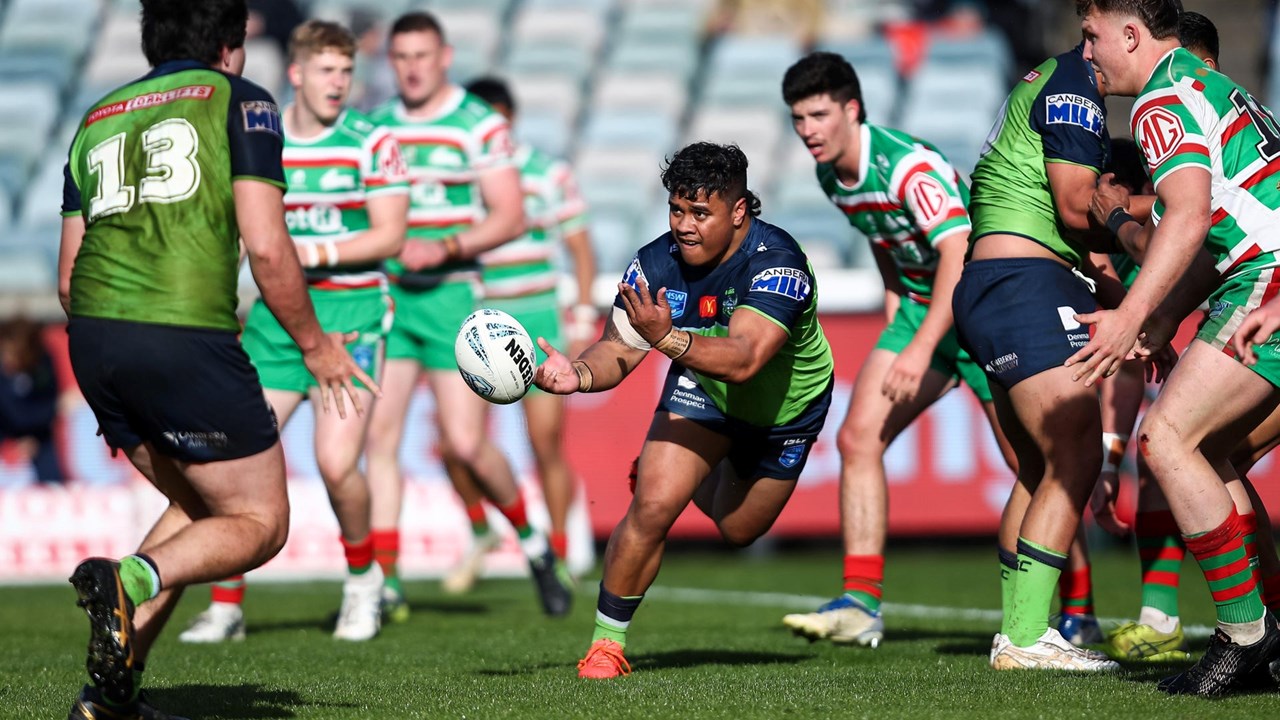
{"left": 1141, "top": 47, "right": 1181, "bottom": 91}
{"left": 283, "top": 106, "right": 345, "bottom": 145}
{"left": 833, "top": 123, "right": 872, "bottom": 192}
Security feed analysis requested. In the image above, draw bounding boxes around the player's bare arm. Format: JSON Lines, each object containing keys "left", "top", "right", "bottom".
{"left": 869, "top": 242, "right": 904, "bottom": 324}
{"left": 236, "top": 179, "right": 380, "bottom": 416}
{"left": 534, "top": 314, "right": 646, "bottom": 395}
{"left": 883, "top": 233, "right": 966, "bottom": 403}
{"left": 57, "top": 214, "right": 85, "bottom": 317}
{"left": 406, "top": 164, "right": 526, "bottom": 271}
{"left": 564, "top": 225, "right": 599, "bottom": 354}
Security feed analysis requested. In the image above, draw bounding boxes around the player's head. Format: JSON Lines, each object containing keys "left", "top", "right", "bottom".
{"left": 1106, "top": 137, "right": 1153, "bottom": 195}
{"left": 465, "top": 76, "right": 516, "bottom": 124}
{"left": 388, "top": 11, "right": 452, "bottom": 110}
{"left": 661, "top": 142, "right": 761, "bottom": 267}
{"left": 287, "top": 21, "right": 356, "bottom": 125}
{"left": 1178, "top": 11, "right": 1219, "bottom": 70}
{"left": 140, "top": 0, "right": 247, "bottom": 74}
{"left": 1077, "top": 0, "right": 1182, "bottom": 97}
{"left": 783, "top": 52, "right": 866, "bottom": 165}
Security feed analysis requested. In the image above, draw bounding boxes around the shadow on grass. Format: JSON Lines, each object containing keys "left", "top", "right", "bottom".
{"left": 248, "top": 598, "right": 499, "bottom": 636}
{"left": 474, "top": 649, "right": 808, "bottom": 676}
{"left": 145, "top": 683, "right": 359, "bottom": 719}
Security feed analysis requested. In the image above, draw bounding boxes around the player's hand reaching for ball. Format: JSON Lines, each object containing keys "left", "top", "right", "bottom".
{"left": 302, "top": 331, "right": 381, "bottom": 418}
{"left": 533, "top": 337, "right": 580, "bottom": 394}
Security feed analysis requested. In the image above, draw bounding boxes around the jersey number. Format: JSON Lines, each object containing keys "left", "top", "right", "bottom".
{"left": 1229, "top": 89, "right": 1280, "bottom": 162}
{"left": 87, "top": 119, "right": 201, "bottom": 221}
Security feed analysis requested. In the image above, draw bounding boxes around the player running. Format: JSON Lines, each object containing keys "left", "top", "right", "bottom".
{"left": 430, "top": 75, "right": 598, "bottom": 593}
{"left": 776, "top": 51, "right": 1017, "bottom": 648}
{"left": 365, "top": 11, "right": 570, "bottom": 620}
{"left": 535, "top": 142, "right": 834, "bottom": 679}
{"left": 178, "top": 20, "right": 409, "bottom": 645}
{"left": 1073, "top": 0, "right": 1280, "bottom": 695}
{"left": 58, "top": 0, "right": 374, "bottom": 716}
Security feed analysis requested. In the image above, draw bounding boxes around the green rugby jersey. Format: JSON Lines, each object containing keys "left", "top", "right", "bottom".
{"left": 61, "top": 61, "right": 286, "bottom": 331}
{"left": 1133, "top": 48, "right": 1280, "bottom": 279}
{"left": 282, "top": 108, "right": 409, "bottom": 288}
{"left": 480, "top": 143, "right": 588, "bottom": 304}
{"left": 369, "top": 86, "right": 515, "bottom": 285}
{"left": 969, "top": 44, "right": 1109, "bottom": 267}
{"left": 819, "top": 123, "right": 970, "bottom": 304}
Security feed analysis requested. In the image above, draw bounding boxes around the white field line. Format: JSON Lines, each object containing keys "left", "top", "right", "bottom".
{"left": 645, "top": 585, "right": 1215, "bottom": 640}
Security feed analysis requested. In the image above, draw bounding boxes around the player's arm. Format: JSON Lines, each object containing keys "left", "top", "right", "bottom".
{"left": 1046, "top": 161, "right": 1100, "bottom": 232}
{"left": 1081, "top": 252, "right": 1127, "bottom": 310}
{"left": 870, "top": 242, "right": 904, "bottom": 324}
{"left": 534, "top": 311, "right": 647, "bottom": 394}
{"left": 57, "top": 215, "right": 84, "bottom": 317}
{"left": 555, "top": 165, "right": 599, "bottom": 346}
{"left": 307, "top": 191, "right": 408, "bottom": 267}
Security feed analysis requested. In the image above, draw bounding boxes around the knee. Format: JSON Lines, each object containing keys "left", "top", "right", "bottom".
{"left": 256, "top": 506, "right": 290, "bottom": 564}
{"left": 1136, "top": 413, "right": 1182, "bottom": 468}
{"left": 316, "top": 451, "right": 359, "bottom": 488}
{"left": 625, "top": 496, "right": 680, "bottom": 542}
{"left": 836, "top": 417, "right": 881, "bottom": 462}
{"left": 718, "top": 523, "right": 764, "bottom": 548}
{"left": 441, "top": 434, "right": 483, "bottom": 467}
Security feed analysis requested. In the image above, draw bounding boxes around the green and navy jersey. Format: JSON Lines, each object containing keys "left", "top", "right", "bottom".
{"left": 62, "top": 60, "right": 285, "bottom": 331}
{"left": 369, "top": 86, "right": 515, "bottom": 284}
{"left": 1133, "top": 48, "right": 1280, "bottom": 280}
{"left": 819, "top": 123, "right": 970, "bottom": 304}
{"left": 282, "top": 108, "right": 409, "bottom": 289}
{"left": 969, "top": 44, "right": 1110, "bottom": 268}
{"left": 480, "top": 143, "right": 588, "bottom": 305}
{"left": 618, "top": 219, "right": 834, "bottom": 427}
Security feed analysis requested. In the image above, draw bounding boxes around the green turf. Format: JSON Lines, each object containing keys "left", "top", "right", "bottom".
{"left": 6, "top": 545, "right": 1277, "bottom": 719}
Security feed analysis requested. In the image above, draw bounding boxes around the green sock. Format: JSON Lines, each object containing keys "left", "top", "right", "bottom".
{"left": 591, "top": 586, "right": 642, "bottom": 648}
{"left": 1007, "top": 538, "right": 1067, "bottom": 647}
{"left": 998, "top": 547, "right": 1018, "bottom": 636}
{"left": 384, "top": 574, "right": 403, "bottom": 595}
{"left": 118, "top": 555, "right": 159, "bottom": 608}
{"left": 592, "top": 615, "right": 629, "bottom": 647}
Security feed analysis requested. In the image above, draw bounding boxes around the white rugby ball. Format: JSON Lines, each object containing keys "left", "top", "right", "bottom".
{"left": 455, "top": 308, "right": 536, "bottom": 404}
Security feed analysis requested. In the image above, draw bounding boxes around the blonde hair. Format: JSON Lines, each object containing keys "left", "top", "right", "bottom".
{"left": 287, "top": 19, "right": 356, "bottom": 65}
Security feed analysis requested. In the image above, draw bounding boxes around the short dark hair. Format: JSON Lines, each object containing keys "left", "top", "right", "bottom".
{"left": 661, "top": 142, "right": 761, "bottom": 217}
{"left": 389, "top": 11, "right": 446, "bottom": 44}
{"left": 782, "top": 51, "right": 866, "bottom": 123}
{"left": 1075, "top": 0, "right": 1182, "bottom": 40}
{"left": 1105, "top": 138, "right": 1150, "bottom": 194}
{"left": 1177, "top": 11, "right": 1219, "bottom": 66}
{"left": 140, "top": 0, "right": 247, "bottom": 67}
{"left": 465, "top": 76, "right": 516, "bottom": 114}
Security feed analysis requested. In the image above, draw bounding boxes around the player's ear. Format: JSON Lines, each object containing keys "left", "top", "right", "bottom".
{"left": 287, "top": 61, "right": 303, "bottom": 89}
{"left": 1124, "top": 21, "right": 1140, "bottom": 53}
{"left": 844, "top": 98, "right": 861, "bottom": 124}
{"left": 732, "top": 196, "right": 747, "bottom": 227}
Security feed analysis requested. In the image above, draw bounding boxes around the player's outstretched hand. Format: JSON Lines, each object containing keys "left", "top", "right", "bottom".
{"left": 303, "top": 331, "right": 381, "bottom": 419}
{"left": 1065, "top": 308, "right": 1142, "bottom": 387}
{"left": 534, "top": 337, "right": 579, "bottom": 394}
{"left": 398, "top": 239, "right": 446, "bottom": 272}
{"left": 1089, "top": 172, "right": 1131, "bottom": 226}
{"left": 1090, "top": 470, "right": 1131, "bottom": 538}
{"left": 882, "top": 341, "right": 930, "bottom": 404}
{"left": 618, "top": 277, "right": 672, "bottom": 345}
{"left": 1231, "top": 302, "right": 1280, "bottom": 366}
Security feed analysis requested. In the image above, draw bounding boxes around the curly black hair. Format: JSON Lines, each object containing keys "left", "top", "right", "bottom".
{"left": 1178, "top": 11, "right": 1218, "bottom": 66}
{"left": 661, "top": 142, "right": 761, "bottom": 217}
{"left": 782, "top": 51, "right": 866, "bottom": 123}
{"left": 141, "top": 0, "right": 247, "bottom": 67}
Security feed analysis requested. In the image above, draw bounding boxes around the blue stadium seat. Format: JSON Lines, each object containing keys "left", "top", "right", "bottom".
{"left": 515, "top": 110, "right": 571, "bottom": 158}
{"left": 588, "top": 208, "right": 641, "bottom": 274}
{"left": 581, "top": 110, "right": 678, "bottom": 155}
{"left": 0, "top": 242, "right": 56, "bottom": 293}
{"left": 502, "top": 41, "right": 595, "bottom": 81}
{"left": 607, "top": 38, "right": 701, "bottom": 79}
{"left": 591, "top": 71, "right": 687, "bottom": 117}
{"left": 924, "top": 30, "right": 1013, "bottom": 82}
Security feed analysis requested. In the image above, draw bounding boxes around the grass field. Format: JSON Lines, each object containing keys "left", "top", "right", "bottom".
{"left": 5, "top": 543, "right": 1278, "bottom": 719}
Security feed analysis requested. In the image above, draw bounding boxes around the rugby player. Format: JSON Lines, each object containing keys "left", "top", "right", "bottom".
{"left": 1075, "top": 0, "right": 1280, "bottom": 694}
{"left": 364, "top": 11, "right": 570, "bottom": 619}
{"left": 178, "top": 19, "right": 410, "bottom": 644}
{"left": 58, "top": 0, "right": 374, "bottom": 716}
{"left": 777, "top": 51, "right": 1017, "bottom": 649}
{"left": 534, "top": 143, "right": 834, "bottom": 679}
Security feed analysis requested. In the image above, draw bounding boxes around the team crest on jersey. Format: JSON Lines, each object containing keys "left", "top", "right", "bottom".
{"left": 1136, "top": 106, "right": 1185, "bottom": 168}
{"left": 428, "top": 146, "right": 464, "bottom": 168}
{"left": 665, "top": 290, "right": 688, "bottom": 318}
{"left": 903, "top": 173, "right": 950, "bottom": 229}
{"left": 750, "top": 267, "right": 812, "bottom": 302}
{"left": 722, "top": 287, "right": 737, "bottom": 317}
{"left": 319, "top": 168, "right": 356, "bottom": 191}
{"left": 1045, "top": 94, "right": 1104, "bottom": 136}
{"left": 242, "top": 100, "right": 281, "bottom": 135}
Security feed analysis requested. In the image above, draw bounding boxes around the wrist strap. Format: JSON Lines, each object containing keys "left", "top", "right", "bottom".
{"left": 1101, "top": 432, "right": 1128, "bottom": 474}
{"left": 443, "top": 235, "right": 462, "bottom": 262}
{"left": 572, "top": 360, "right": 593, "bottom": 393}
{"left": 1106, "top": 207, "right": 1136, "bottom": 237}
{"left": 653, "top": 328, "right": 691, "bottom": 359}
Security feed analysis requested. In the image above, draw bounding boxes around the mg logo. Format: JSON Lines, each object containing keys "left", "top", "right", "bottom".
{"left": 904, "top": 174, "right": 949, "bottom": 228}
{"left": 1136, "top": 106, "right": 1185, "bottom": 168}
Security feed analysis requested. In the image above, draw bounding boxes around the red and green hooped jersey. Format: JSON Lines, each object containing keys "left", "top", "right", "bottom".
{"left": 819, "top": 123, "right": 971, "bottom": 304}
{"left": 1133, "top": 47, "right": 1280, "bottom": 281}
{"left": 282, "top": 107, "right": 409, "bottom": 288}
{"left": 61, "top": 61, "right": 286, "bottom": 331}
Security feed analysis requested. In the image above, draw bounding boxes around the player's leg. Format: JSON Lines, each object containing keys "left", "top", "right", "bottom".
{"left": 439, "top": 452, "right": 500, "bottom": 595}
{"left": 1230, "top": 406, "right": 1280, "bottom": 614}
{"left": 523, "top": 390, "right": 574, "bottom": 562}
{"left": 1139, "top": 340, "right": 1280, "bottom": 694}
{"left": 364, "top": 357, "right": 421, "bottom": 616}
{"left": 578, "top": 412, "right": 730, "bottom": 679}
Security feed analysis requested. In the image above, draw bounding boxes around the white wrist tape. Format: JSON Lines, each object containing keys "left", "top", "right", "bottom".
{"left": 611, "top": 305, "right": 651, "bottom": 351}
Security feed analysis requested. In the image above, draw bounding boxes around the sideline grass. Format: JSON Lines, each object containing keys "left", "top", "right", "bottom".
{"left": 4, "top": 545, "right": 1276, "bottom": 719}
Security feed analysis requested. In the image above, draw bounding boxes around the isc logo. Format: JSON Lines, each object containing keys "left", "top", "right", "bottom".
{"left": 504, "top": 336, "right": 534, "bottom": 385}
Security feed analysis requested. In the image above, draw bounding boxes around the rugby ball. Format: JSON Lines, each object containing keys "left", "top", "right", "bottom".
{"left": 455, "top": 308, "right": 535, "bottom": 404}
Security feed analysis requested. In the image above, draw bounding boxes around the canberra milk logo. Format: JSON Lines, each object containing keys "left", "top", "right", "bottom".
{"left": 984, "top": 352, "right": 1019, "bottom": 375}
{"left": 749, "top": 267, "right": 812, "bottom": 302}
{"left": 1045, "top": 94, "right": 1104, "bottom": 136}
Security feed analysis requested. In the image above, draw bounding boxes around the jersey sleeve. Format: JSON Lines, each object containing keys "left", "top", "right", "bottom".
{"left": 550, "top": 160, "right": 589, "bottom": 234}
{"left": 61, "top": 161, "right": 81, "bottom": 217}
{"left": 363, "top": 126, "right": 410, "bottom": 197}
{"left": 1130, "top": 87, "right": 1211, "bottom": 190}
{"left": 889, "top": 150, "right": 970, "bottom": 246}
{"left": 469, "top": 112, "right": 516, "bottom": 173}
{"left": 741, "top": 248, "right": 813, "bottom": 334}
{"left": 1029, "top": 59, "right": 1108, "bottom": 171}
{"left": 225, "top": 78, "right": 286, "bottom": 189}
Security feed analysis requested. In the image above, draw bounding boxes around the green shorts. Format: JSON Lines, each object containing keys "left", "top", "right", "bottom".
{"left": 387, "top": 280, "right": 477, "bottom": 370}
{"left": 488, "top": 292, "right": 564, "bottom": 397}
{"left": 1198, "top": 270, "right": 1280, "bottom": 388}
{"left": 242, "top": 285, "right": 390, "bottom": 394}
{"left": 874, "top": 297, "right": 993, "bottom": 402}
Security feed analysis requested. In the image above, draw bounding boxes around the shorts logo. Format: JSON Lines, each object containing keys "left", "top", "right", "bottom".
{"left": 162, "top": 430, "right": 229, "bottom": 450}
{"left": 350, "top": 341, "right": 375, "bottom": 373}
{"left": 1209, "top": 299, "right": 1231, "bottom": 319}
{"left": 1057, "top": 306, "right": 1082, "bottom": 330}
{"left": 241, "top": 100, "right": 281, "bottom": 136}
{"left": 1136, "top": 106, "right": 1185, "bottom": 168}
{"left": 984, "top": 352, "right": 1019, "bottom": 374}
{"left": 699, "top": 295, "right": 717, "bottom": 318}
{"left": 1045, "top": 93, "right": 1104, "bottom": 136}
{"left": 749, "top": 267, "right": 812, "bottom": 302}
{"left": 665, "top": 290, "right": 688, "bottom": 318}
{"left": 904, "top": 173, "right": 950, "bottom": 228}
{"left": 779, "top": 441, "right": 806, "bottom": 468}
{"left": 677, "top": 374, "right": 698, "bottom": 390}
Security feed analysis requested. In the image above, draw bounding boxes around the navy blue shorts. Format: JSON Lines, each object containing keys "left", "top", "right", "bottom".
{"left": 655, "top": 369, "right": 833, "bottom": 481}
{"left": 68, "top": 317, "right": 279, "bottom": 463}
{"left": 951, "top": 257, "right": 1097, "bottom": 390}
